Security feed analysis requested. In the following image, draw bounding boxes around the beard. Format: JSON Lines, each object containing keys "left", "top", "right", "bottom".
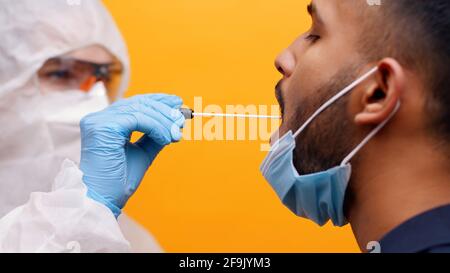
{"left": 288, "top": 64, "right": 365, "bottom": 175}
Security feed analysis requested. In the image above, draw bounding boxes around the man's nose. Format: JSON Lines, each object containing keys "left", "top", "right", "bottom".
{"left": 275, "top": 49, "right": 295, "bottom": 78}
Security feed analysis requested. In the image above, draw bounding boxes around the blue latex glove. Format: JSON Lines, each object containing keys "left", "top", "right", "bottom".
{"left": 79, "top": 94, "right": 185, "bottom": 218}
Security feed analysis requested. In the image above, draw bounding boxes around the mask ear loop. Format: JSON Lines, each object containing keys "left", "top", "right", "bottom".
{"left": 293, "top": 67, "right": 378, "bottom": 139}
{"left": 340, "top": 101, "right": 401, "bottom": 166}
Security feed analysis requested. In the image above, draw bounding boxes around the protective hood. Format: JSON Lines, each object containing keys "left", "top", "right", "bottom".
{"left": 0, "top": 0, "right": 130, "bottom": 217}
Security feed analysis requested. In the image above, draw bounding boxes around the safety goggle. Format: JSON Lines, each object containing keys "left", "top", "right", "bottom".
{"left": 37, "top": 57, "right": 124, "bottom": 101}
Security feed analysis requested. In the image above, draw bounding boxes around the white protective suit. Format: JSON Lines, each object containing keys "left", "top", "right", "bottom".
{"left": 0, "top": 0, "right": 162, "bottom": 252}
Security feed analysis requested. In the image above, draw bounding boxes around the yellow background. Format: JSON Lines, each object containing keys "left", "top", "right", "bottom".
{"left": 103, "top": 0, "right": 359, "bottom": 253}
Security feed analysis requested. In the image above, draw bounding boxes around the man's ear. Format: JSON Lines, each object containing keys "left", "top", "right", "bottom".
{"left": 355, "top": 58, "right": 404, "bottom": 125}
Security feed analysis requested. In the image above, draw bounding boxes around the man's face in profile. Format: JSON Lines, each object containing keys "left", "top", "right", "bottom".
{"left": 274, "top": 0, "right": 372, "bottom": 174}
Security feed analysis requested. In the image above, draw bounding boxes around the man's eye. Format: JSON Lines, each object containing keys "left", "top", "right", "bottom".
{"left": 305, "top": 34, "right": 320, "bottom": 43}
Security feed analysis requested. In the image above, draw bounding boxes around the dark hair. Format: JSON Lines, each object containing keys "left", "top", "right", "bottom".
{"left": 360, "top": 0, "right": 450, "bottom": 144}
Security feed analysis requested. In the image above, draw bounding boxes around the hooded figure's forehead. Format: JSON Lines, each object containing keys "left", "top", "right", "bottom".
{"left": 0, "top": 0, "right": 130, "bottom": 98}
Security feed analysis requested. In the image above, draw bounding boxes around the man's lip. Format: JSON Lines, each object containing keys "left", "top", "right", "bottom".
{"left": 271, "top": 81, "right": 283, "bottom": 147}
{"left": 275, "top": 80, "right": 282, "bottom": 97}
{"left": 275, "top": 80, "right": 284, "bottom": 119}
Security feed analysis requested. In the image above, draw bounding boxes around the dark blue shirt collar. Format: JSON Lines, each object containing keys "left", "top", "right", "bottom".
{"left": 380, "top": 204, "right": 450, "bottom": 253}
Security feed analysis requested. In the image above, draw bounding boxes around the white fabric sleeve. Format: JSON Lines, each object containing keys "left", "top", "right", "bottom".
{"left": 0, "top": 159, "right": 131, "bottom": 253}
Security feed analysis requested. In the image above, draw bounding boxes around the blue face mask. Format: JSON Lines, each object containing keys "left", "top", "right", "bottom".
{"left": 260, "top": 67, "right": 400, "bottom": 227}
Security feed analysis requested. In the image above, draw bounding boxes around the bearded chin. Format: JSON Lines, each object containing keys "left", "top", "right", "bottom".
{"left": 290, "top": 65, "right": 363, "bottom": 175}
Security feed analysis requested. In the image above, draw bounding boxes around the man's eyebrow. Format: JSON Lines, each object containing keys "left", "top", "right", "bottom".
{"left": 307, "top": 3, "right": 315, "bottom": 16}
{"left": 307, "top": 2, "right": 324, "bottom": 25}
